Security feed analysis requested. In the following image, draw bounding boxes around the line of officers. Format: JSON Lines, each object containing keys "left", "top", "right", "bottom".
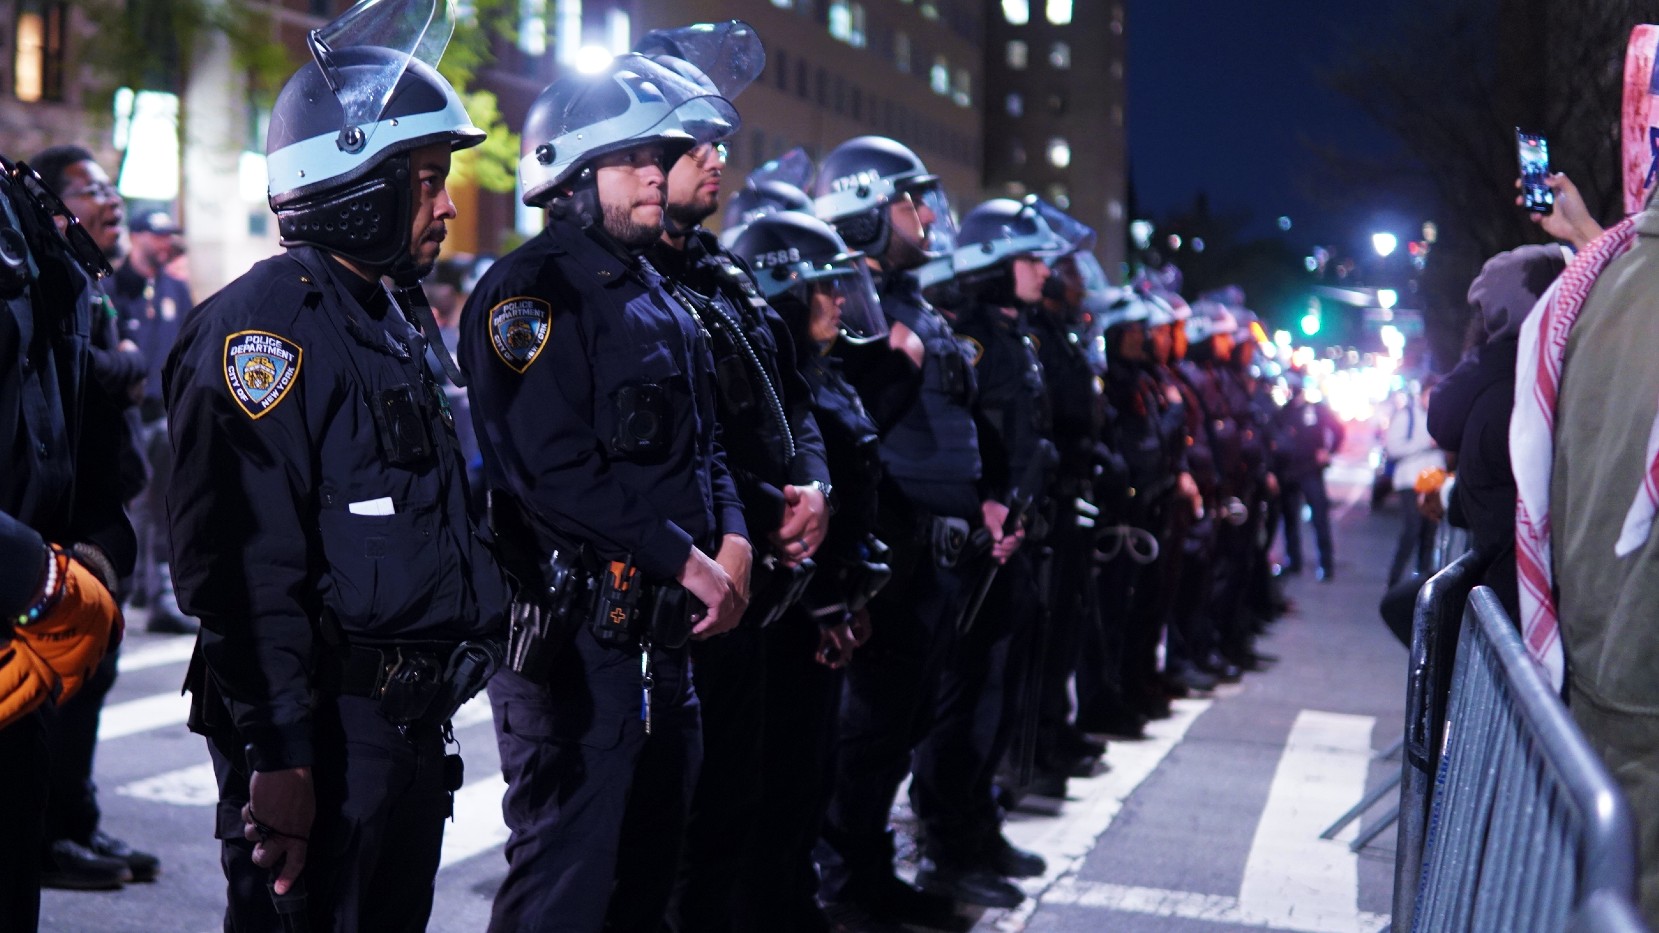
{"left": 0, "top": 9, "right": 1309, "bottom": 933}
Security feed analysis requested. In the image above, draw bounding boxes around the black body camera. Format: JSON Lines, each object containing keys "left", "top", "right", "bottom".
{"left": 371, "top": 384, "right": 434, "bottom": 467}
{"left": 610, "top": 383, "right": 668, "bottom": 457}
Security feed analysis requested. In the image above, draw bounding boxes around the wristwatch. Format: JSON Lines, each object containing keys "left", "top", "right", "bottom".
{"left": 804, "top": 479, "right": 837, "bottom": 516}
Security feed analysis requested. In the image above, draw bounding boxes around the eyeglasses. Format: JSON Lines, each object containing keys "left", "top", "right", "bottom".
{"left": 59, "top": 180, "right": 121, "bottom": 203}
{"left": 690, "top": 142, "right": 729, "bottom": 166}
{"left": 2, "top": 158, "right": 114, "bottom": 279}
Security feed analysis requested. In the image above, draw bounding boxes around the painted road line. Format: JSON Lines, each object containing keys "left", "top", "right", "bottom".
{"left": 100, "top": 692, "right": 191, "bottom": 741}
{"left": 117, "top": 637, "right": 197, "bottom": 673}
{"left": 117, "top": 762, "right": 218, "bottom": 807}
{"left": 992, "top": 695, "right": 1215, "bottom": 932}
{"left": 1238, "top": 709, "right": 1378, "bottom": 933}
{"left": 440, "top": 772, "right": 509, "bottom": 869}
{"left": 1042, "top": 879, "right": 1390, "bottom": 932}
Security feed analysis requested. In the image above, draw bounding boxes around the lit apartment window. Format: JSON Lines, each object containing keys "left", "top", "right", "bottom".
{"left": 772, "top": 0, "right": 792, "bottom": 7}
{"left": 1049, "top": 41, "right": 1071, "bottom": 69}
{"left": 553, "top": 0, "right": 582, "bottom": 67}
{"left": 1047, "top": 0, "right": 1073, "bottom": 25}
{"left": 951, "top": 68, "right": 970, "bottom": 106}
{"left": 14, "top": 0, "right": 66, "bottom": 103}
{"left": 930, "top": 55, "right": 949, "bottom": 95}
{"left": 1047, "top": 184, "right": 1070, "bottom": 209}
{"left": 1001, "top": 0, "right": 1028, "bottom": 25}
{"left": 1047, "top": 137, "right": 1071, "bottom": 169}
{"left": 606, "top": 9, "right": 630, "bottom": 54}
{"left": 851, "top": 4, "right": 867, "bottom": 48}
{"left": 829, "top": 1, "right": 851, "bottom": 42}
{"left": 1010, "top": 141, "right": 1027, "bottom": 166}
{"left": 1006, "top": 40, "right": 1028, "bottom": 69}
{"left": 894, "top": 31, "right": 911, "bottom": 72}
{"left": 920, "top": 1, "right": 939, "bottom": 20}
{"left": 1005, "top": 92, "right": 1023, "bottom": 117}
{"left": 1112, "top": 4, "right": 1125, "bottom": 34}
{"left": 518, "top": 0, "right": 547, "bottom": 55}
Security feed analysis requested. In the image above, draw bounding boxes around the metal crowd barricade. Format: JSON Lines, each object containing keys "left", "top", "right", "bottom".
{"left": 1391, "top": 548, "right": 1491, "bottom": 928}
{"left": 1405, "top": 586, "right": 1643, "bottom": 932}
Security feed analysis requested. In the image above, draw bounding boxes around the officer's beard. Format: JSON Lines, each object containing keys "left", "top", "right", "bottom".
{"left": 883, "top": 224, "right": 931, "bottom": 272}
{"left": 602, "top": 201, "right": 665, "bottom": 252}
{"left": 665, "top": 195, "right": 717, "bottom": 235}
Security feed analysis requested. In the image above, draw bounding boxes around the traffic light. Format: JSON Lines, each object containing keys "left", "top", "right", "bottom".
{"left": 1300, "top": 312, "right": 1321, "bottom": 336}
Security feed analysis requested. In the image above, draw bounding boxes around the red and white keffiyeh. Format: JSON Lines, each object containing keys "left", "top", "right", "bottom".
{"left": 1512, "top": 217, "right": 1644, "bottom": 690}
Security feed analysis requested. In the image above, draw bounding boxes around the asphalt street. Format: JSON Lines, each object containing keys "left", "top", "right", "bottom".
{"left": 40, "top": 461, "right": 1410, "bottom": 933}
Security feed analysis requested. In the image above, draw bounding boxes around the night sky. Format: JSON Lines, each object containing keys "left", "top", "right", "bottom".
{"left": 1126, "top": 1, "right": 1408, "bottom": 251}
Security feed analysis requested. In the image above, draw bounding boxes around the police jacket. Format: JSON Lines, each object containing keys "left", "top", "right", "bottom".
{"left": 165, "top": 247, "right": 509, "bottom": 772}
{"left": 459, "top": 221, "right": 747, "bottom": 583}
{"left": 1181, "top": 358, "right": 1250, "bottom": 499}
{"left": 1027, "top": 306, "right": 1100, "bottom": 492}
{"left": 1271, "top": 395, "right": 1344, "bottom": 482}
{"left": 1169, "top": 362, "right": 1220, "bottom": 504}
{"left": 648, "top": 230, "right": 828, "bottom": 541}
{"left": 875, "top": 270, "right": 982, "bottom": 513}
{"left": 0, "top": 173, "right": 135, "bottom": 616}
{"left": 1104, "top": 358, "right": 1181, "bottom": 506}
{"left": 111, "top": 261, "right": 192, "bottom": 409}
{"left": 953, "top": 299, "right": 1048, "bottom": 500}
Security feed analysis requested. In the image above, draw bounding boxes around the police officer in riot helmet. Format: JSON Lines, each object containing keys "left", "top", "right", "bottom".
{"left": 633, "top": 22, "right": 835, "bottom": 932}
{"left": 727, "top": 209, "right": 894, "bottom": 932}
{"left": 810, "top": 136, "right": 1021, "bottom": 927}
{"left": 164, "top": 1, "right": 510, "bottom": 928}
{"left": 459, "top": 51, "right": 748, "bottom": 933}
{"left": 908, "top": 197, "right": 1064, "bottom": 907}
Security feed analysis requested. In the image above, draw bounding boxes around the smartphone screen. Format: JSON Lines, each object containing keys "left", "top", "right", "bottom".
{"left": 1517, "top": 130, "right": 1553, "bottom": 214}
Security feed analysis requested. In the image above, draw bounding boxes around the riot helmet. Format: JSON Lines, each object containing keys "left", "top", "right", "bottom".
{"left": 730, "top": 210, "right": 887, "bottom": 345}
{"left": 811, "top": 135, "right": 957, "bottom": 269}
{"left": 519, "top": 54, "right": 740, "bottom": 211}
{"left": 634, "top": 20, "right": 765, "bottom": 102}
{"left": 952, "top": 196, "right": 1069, "bottom": 306}
{"left": 266, "top": 0, "right": 483, "bottom": 276}
{"left": 719, "top": 180, "right": 813, "bottom": 248}
{"left": 1185, "top": 298, "right": 1240, "bottom": 350}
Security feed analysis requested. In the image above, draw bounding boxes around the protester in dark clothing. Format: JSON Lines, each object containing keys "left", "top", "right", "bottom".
{"left": 1428, "top": 243, "right": 1566, "bottom": 619}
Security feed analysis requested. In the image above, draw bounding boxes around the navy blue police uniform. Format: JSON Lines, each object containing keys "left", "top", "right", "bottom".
{"left": 914, "top": 298, "right": 1048, "bottom": 868}
{"left": 648, "top": 228, "right": 829, "bottom": 933}
{"left": 460, "top": 219, "right": 748, "bottom": 933}
{"left": 819, "top": 268, "right": 985, "bottom": 908}
{"left": 165, "top": 245, "right": 509, "bottom": 932}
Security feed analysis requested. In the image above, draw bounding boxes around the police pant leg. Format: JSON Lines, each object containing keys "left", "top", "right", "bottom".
{"left": 819, "top": 550, "right": 960, "bottom": 901}
{"left": 42, "top": 643, "right": 118, "bottom": 846}
{"left": 1279, "top": 479, "right": 1306, "bottom": 571}
{"left": 910, "top": 553, "right": 1030, "bottom": 861}
{"left": 1210, "top": 522, "right": 1254, "bottom": 662}
{"left": 608, "top": 645, "right": 701, "bottom": 933}
{"left": 0, "top": 711, "right": 48, "bottom": 932}
{"left": 672, "top": 625, "right": 764, "bottom": 933}
{"left": 1172, "top": 527, "right": 1219, "bottom": 668}
{"left": 1305, "top": 474, "right": 1335, "bottom": 574}
{"left": 1035, "top": 533, "right": 1088, "bottom": 760}
{"left": 733, "top": 606, "right": 841, "bottom": 933}
{"left": 486, "top": 630, "right": 674, "bottom": 933}
{"left": 1124, "top": 516, "right": 1176, "bottom": 716}
{"left": 1074, "top": 553, "right": 1138, "bottom": 731}
{"left": 209, "top": 694, "right": 451, "bottom": 933}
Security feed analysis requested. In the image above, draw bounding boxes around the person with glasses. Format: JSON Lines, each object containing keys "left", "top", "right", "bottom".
{"left": 25, "top": 145, "right": 157, "bottom": 894}
{"left": 632, "top": 24, "right": 833, "bottom": 933}
{"left": 460, "top": 53, "right": 749, "bottom": 933}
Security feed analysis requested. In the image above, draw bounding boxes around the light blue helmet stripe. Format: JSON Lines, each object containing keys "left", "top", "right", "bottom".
{"left": 267, "top": 97, "right": 477, "bottom": 202}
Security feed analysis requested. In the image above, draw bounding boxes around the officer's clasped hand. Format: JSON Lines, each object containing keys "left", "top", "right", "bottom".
{"left": 771, "top": 484, "right": 828, "bottom": 567}
{"left": 244, "top": 767, "right": 315, "bottom": 895}
{"left": 681, "top": 539, "right": 748, "bottom": 639}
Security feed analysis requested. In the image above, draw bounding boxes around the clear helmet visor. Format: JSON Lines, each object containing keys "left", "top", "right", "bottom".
{"left": 309, "top": 0, "right": 455, "bottom": 135}
{"left": 749, "top": 146, "right": 815, "bottom": 191}
{"left": 1026, "top": 195, "right": 1097, "bottom": 253}
{"left": 901, "top": 181, "right": 958, "bottom": 255}
{"left": 809, "top": 260, "right": 888, "bottom": 341}
{"left": 636, "top": 20, "right": 765, "bottom": 101}
{"left": 1064, "top": 250, "right": 1112, "bottom": 294}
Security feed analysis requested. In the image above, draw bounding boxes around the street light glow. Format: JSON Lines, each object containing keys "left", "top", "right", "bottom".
{"left": 1372, "top": 232, "right": 1398, "bottom": 257}
{"left": 574, "top": 45, "right": 614, "bottom": 74}
{"left": 1377, "top": 288, "right": 1398, "bottom": 309}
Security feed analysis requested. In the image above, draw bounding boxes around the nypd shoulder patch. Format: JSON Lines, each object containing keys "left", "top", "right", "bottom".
{"left": 489, "top": 297, "right": 553, "bottom": 374}
{"left": 962, "top": 335, "right": 985, "bottom": 367}
{"left": 223, "top": 330, "right": 301, "bottom": 420}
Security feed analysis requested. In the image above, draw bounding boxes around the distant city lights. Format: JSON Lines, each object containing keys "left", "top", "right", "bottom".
{"left": 1372, "top": 232, "right": 1398, "bottom": 257}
